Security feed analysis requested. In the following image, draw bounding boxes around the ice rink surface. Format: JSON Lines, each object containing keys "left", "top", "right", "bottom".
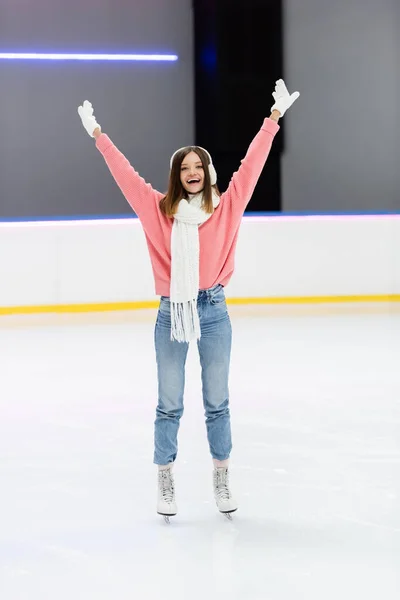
{"left": 1, "top": 303, "right": 399, "bottom": 599}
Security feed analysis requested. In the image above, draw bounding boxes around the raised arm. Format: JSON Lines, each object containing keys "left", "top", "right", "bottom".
{"left": 223, "top": 116, "right": 280, "bottom": 214}
{"left": 78, "top": 101, "right": 163, "bottom": 218}
{"left": 223, "top": 79, "right": 299, "bottom": 214}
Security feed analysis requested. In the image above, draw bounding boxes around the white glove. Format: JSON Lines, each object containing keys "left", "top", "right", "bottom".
{"left": 78, "top": 100, "right": 101, "bottom": 137}
{"left": 271, "top": 79, "right": 300, "bottom": 117}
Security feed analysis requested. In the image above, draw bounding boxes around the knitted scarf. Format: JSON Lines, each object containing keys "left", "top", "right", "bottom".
{"left": 170, "top": 191, "right": 220, "bottom": 343}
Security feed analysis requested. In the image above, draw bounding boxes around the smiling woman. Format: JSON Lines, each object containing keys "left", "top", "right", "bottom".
{"left": 77, "top": 80, "right": 299, "bottom": 522}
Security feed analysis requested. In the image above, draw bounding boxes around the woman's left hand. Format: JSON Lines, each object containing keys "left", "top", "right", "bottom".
{"left": 270, "top": 79, "right": 300, "bottom": 117}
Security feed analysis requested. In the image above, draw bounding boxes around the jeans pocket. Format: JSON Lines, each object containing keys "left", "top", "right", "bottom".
{"left": 210, "top": 285, "right": 226, "bottom": 305}
{"left": 159, "top": 297, "right": 171, "bottom": 314}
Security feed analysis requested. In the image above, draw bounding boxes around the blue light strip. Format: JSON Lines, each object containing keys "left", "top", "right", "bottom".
{"left": 0, "top": 52, "right": 178, "bottom": 62}
{"left": 0, "top": 212, "right": 399, "bottom": 224}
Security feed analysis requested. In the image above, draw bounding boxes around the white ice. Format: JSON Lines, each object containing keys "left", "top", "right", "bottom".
{"left": 0, "top": 304, "right": 399, "bottom": 599}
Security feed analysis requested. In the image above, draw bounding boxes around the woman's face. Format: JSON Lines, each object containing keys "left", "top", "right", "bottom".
{"left": 180, "top": 151, "right": 205, "bottom": 194}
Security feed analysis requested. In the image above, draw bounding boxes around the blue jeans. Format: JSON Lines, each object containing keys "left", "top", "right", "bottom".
{"left": 154, "top": 284, "right": 232, "bottom": 465}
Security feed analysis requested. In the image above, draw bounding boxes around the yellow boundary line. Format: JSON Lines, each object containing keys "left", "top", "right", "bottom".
{"left": 1, "top": 295, "right": 399, "bottom": 316}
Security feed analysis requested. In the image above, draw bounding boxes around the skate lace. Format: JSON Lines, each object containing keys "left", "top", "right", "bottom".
{"left": 214, "top": 468, "right": 231, "bottom": 501}
{"left": 159, "top": 470, "right": 175, "bottom": 504}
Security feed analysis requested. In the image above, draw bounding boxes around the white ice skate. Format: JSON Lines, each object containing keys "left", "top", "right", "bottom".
{"left": 157, "top": 466, "right": 177, "bottom": 523}
{"left": 213, "top": 467, "right": 238, "bottom": 520}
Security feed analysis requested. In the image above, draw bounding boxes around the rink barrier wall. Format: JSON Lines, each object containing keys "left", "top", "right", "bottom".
{"left": 0, "top": 214, "right": 399, "bottom": 315}
{"left": 0, "top": 295, "right": 399, "bottom": 316}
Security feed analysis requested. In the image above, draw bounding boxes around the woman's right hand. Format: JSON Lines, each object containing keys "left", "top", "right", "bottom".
{"left": 78, "top": 100, "right": 101, "bottom": 138}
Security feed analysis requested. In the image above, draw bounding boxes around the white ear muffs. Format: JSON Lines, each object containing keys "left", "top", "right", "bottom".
{"left": 170, "top": 146, "right": 217, "bottom": 185}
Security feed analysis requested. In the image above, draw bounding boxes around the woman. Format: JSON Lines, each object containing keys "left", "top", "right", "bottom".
{"left": 78, "top": 79, "right": 299, "bottom": 520}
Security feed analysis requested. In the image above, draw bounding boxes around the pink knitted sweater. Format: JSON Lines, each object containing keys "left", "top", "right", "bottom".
{"left": 96, "top": 118, "right": 280, "bottom": 297}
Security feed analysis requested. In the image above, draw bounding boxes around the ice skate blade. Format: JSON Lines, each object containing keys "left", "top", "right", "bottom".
{"left": 157, "top": 512, "right": 176, "bottom": 524}
{"left": 220, "top": 508, "right": 237, "bottom": 521}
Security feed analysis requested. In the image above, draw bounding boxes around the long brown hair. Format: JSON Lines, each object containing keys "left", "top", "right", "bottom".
{"left": 159, "top": 146, "right": 220, "bottom": 218}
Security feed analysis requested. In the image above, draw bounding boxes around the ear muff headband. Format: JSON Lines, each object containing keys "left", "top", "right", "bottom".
{"left": 170, "top": 146, "right": 217, "bottom": 185}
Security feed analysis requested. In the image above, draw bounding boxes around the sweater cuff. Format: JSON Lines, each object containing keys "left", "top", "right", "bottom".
{"left": 95, "top": 133, "right": 113, "bottom": 153}
{"left": 261, "top": 117, "right": 280, "bottom": 136}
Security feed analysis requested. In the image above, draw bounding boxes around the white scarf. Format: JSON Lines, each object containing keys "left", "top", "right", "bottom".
{"left": 170, "top": 191, "right": 220, "bottom": 343}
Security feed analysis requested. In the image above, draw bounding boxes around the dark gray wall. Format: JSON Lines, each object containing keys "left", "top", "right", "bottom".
{"left": 282, "top": 0, "right": 399, "bottom": 212}
{"left": 0, "top": 0, "right": 194, "bottom": 218}
{"left": 1, "top": 1, "right": 398, "bottom": 217}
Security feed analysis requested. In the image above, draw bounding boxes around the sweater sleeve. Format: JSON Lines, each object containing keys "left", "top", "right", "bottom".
{"left": 222, "top": 118, "right": 280, "bottom": 214}
{"left": 95, "top": 134, "right": 164, "bottom": 218}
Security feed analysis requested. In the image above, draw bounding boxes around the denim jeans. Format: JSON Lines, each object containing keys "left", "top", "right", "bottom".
{"left": 153, "top": 284, "right": 232, "bottom": 465}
